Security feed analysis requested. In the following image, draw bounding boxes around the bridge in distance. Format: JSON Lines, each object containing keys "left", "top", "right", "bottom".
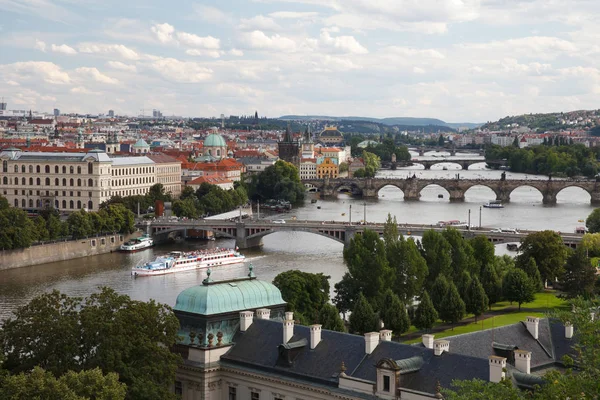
{"left": 139, "top": 219, "right": 584, "bottom": 250}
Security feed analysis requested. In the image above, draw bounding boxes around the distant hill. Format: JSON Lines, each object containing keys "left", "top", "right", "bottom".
{"left": 278, "top": 115, "right": 481, "bottom": 129}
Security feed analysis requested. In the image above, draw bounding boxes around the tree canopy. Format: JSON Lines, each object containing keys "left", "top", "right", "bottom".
{"left": 248, "top": 160, "right": 305, "bottom": 202}
{"left": 273, "top": 270, "right": 330, "bottom": 325}
{"left": 586, "top": 208, "right": 600, "bottom": 234}
{"left": 517, "top": 230, "right": 569, "bottom": 284}
{"left": 502, "top": 269, "right": 535, "bottom": 310}
{"left": 349, "top": 293, "right": 379, "bottom": 335}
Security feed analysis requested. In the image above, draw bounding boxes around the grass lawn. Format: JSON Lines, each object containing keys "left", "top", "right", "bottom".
{"left": 491, "top": 291, "right": 568, "bottom": 311}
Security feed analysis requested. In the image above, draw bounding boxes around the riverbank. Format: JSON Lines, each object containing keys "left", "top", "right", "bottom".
{"left": 0, "top": 232, "right": 140, "bottom": 271}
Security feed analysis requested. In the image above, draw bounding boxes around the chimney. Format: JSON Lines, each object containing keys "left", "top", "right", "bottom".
{"left": 239, "top": 310, "right": 254, "bottom": 332}
{"left": 380, "top": 329, "right": 392, "bottom": 342}
{"left": 434, "top": 339, "right": 449, "bottom": 356}
{"left": 310, "top": 324, "right": 322, "bottom": 349}
{"left": 488, "top": 356, "right": 506, "bottom": 383}
{"left": 525, "top": 316, "right": 539, "bottom": 340}
{"left": 422, "top": 334, "right": 435, "bottom": 349}
{"left": 591, "top": 312, "right": 596, "bottom": 321}
{"left": 283, "top": 314, "right": 294, "bottom": 343}
{"left": 256, "top": 308, "right": 271, "bottom": 320}
{"left": 565, "top": 322, "right": 573, "bottom": 339}
{"left": 514, "top": 350, "right": 531, "bottom": 374}
{"left": 364, "top": 332, "right": 380, "bottom": 354}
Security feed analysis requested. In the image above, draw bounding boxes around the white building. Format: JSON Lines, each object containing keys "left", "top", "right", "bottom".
{"left": 299, "top": 158, "right": 317, "bottom": 180}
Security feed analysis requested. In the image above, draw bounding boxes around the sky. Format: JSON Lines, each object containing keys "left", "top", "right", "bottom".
{"left": 0, "top": 0, "right": 599, "bottom": 123}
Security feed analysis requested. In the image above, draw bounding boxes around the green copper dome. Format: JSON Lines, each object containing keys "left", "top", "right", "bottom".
{"left": 174, "top": 279, "right": 285, "bottom": 316}
{"left": 204, "top": 133, "right": 226, "bottom": 148}
{"left": 132, "top": 138, "right": 150, "bottom": 148}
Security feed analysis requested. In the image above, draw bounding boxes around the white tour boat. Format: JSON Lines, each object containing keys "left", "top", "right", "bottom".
{"left": 483, "top": 200, "right": 504, "bottom": 209}
{"left": 131, "top": 247, "right": 245, "bottom": 277}
{"left": 120, "top": 234, "right": 154, "bottom": 252}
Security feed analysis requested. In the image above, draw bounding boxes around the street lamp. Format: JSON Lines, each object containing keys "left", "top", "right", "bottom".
{"left": 349, "top": 204, "right": 352, "bottom": 225}
{"left": 363, "top": 202, "right": 367, "bottom": 224}
{"left": 468, "top": 209, "right": 471, "bottom": 231}
{"left": 479, "top": 206, "right": 482, "bottom": 229}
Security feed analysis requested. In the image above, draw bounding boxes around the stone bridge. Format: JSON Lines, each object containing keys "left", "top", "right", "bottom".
{"left": 407, "top": 147, "right": 484, "bottom": 157}
{"left": 302, "top": 177, "right": 600, "bottom": 205}
{"left": 400, "top": 158, "right": 487, "bottom": 170}
{"left": 139, "top": 219, "right": 584, "bottom": 250}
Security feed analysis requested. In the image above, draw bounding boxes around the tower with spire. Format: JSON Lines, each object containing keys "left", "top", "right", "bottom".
{"left": 301, "top": 125, "right": 315, "bottom": 158}
{"left": 277, "top": 123, "right": 301, "bottom": 167}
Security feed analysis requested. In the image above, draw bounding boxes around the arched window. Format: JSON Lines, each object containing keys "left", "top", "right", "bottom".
{"left": 88, "top": 163, "right": 93, "bottom": 174}
{"left": 55, "top": 178, "right": 59, "bottom": 186}
{"left": 14, "top": 199, "right": 18, "bottom": 207}
{"left": 88, "top": 178, "right": 93, "bottom": 187}
{"left": 36, "top": 199, "right": 41, "bottom": 208}
{"left": 29, "top": 177, "right": 33, "bottom": 185}
{"left": 45, "top": 178, "right": 50, "bottom": 185}
{"left": 55, "top": 200, "right": 59, "bottom": 209}
{"left": 2, "top": 161, "right": 7, "bottom": 173}
{"left": 69, "top": 200, "right": 74, "bottom": 209}
{"left": 88, "top": 201, "right": 93, "bottom": 210}
{"left": 77, "top": 179, "right": 81, "bottom": 187}
{"left": 62, "top": 178, "right": 66, "bottom": 186}
{"left": 62, "top": 166, "right": 66, "bottom": 174}
{"left": 77, "top": 166, "right": 81, "bottom": 174}
{"left": 55, "top": 166, "right": 59, "bottom": 174}
{"left": 77, "top": 200, "right": 81, "bottom": 209}
{"left": 22, "top": 199, "right": 26, "bottom": 207}
{"left": 21, "top": 177, "right": 25, "bottom": 185}
{"left": 36, "top": 178, "right": 40, "bottom": 185}
{"left": 2, "top": 177, "right": 7, "bottom": 184}
{"left": 29, "top": 199, "right": 33, "bottom": 208}
{"left": 36, "top": 165, "right": 40, "bottom": 173}
{"left": 70, "top": 166, "right": 74, "bottom": 174}
{"left": 29, "top": 165, "right": 33, "bottom": 173}
{"left": 70, "top": 178, "right": 74, "bottom": 186}
{"left": 14, "top": 178, "right": 18, "bottom": 186}
{"left": 13, "top": 165, "right": 18, "bottom": 173}
{"left": 45, "top": 165, "right": 50, "bottom": 173}
{"left": 62, "top": 200, "right": 67, "bottom": 209}
{"left": 21, "top": 165, "right": 25, "bottom": 173}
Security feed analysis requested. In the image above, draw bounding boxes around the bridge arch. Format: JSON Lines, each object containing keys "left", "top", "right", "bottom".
{"left": 556, "top": 185, "right": 592, "bottom": 203}
{"left": 506, "top": 185, "right": 544, "bottom": 202}
{"left": 463, "top": 184, "right": 500, "bottom": 201}
{"left": 418, "top": 183, "right": 451, "bottom": 201}
{"left": 246, "top": 227, "right": 346, "bottom": 245}
{"left": 428, "top": 162, "right": 465, "bottom": 170}
{"left": 331, "top": 182, "right": 363, "bottom": 196}
{"left": 376, "top": 184, "right": 405, "bottom": 199}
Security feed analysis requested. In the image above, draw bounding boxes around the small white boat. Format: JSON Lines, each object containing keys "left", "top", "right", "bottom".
{"left": 131, "top": 247, "right": 245, "bottom": 277}
{"left": 483, "top": 200, "right": 504, "bottom": 209}
{"left": 120, "top": 234, "right": 154, "bottom": 252}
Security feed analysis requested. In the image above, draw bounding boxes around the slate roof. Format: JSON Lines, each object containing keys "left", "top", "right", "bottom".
{"left": 222, "top": 318, "right": 489, "bottom": 394}
{"left": 442, "top": 318, "right": 570, "bottom": 370}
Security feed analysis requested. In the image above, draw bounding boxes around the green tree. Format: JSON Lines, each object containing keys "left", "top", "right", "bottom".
{"left": 0, "top": 208, "right": 37, "bottom": 249}
{"left": 456, "top": 270, "right": 472, "bottom": 303}
{"left": 172, "top": 198, "right": 200, "bottom": 219}
{"left": 420, "top": 230, "right": 452, "bottom": 284}
{"left": 581, "top": 232, "right": 600, "bottom": 257}
{"left": 317, "top": 304, "right": 345, "bottom": 332}
{"left": 349, "top": 293, "right": 379, "bottom": 335}
{"left": 339, "top": 161, "right": 349, "bottom": 173}
{"left": 0, "top": 195, "right": 9, "bottom": 210}
{"left": 502, "top": 269, "right": 535, "bottom": 310}
{"left": 562, "top": 247, "right": 596, "bottom": 299}
{"left": 444, "top": 378, "right": 524, "bottom": 400}
{"left": 0, "top": 367, "right": 126, "bottom": 400}
{"left": 46, "top": 214, "right": 67, "bottom": 240}
{"left": 517, "top": 257, "right": 543, "bottom": 291}
{"left": 380, "top": 290, "right": 410, "bottom": 335}
{"left": 517, "top": 230, "right": 569, "bottom": 284}
{"left": 413, "top": 291, "right": 438, "bottom": 331}
{"left": 586, "top": 208, "right": 600, "bottom": 233}
{"left": 439, "top": 282, "right": 466, "bottom": 328}
{"left": 0, "top": 288, "right": 181, "bottom": 400}
{"left": 33, "top": 215, "right": 50, "bottom": 242}
{"left": 470, "top": 235, "right": 496, "bottom": 275}
{"left": 333, "top": 273, "right": 361, "bottom": 318}
{"left": 430, "top": 274, "right": 450, "bottom": 313}
{"left": 273, "top": 270, "right": 330, "bottom": 325}
{"left": 147, "top": 183, "right": 172, "bottom": 203}
{"left": 66, "top": 210, "right": 93, "bottom": 239}
{"left": 361, "top": 150, "right": 381, "bottom": 177}
{"left": 480, "top": 263, "right": 502, "bottom": 307}
{"left": 179, "top": 185, "right": 196, "bottom": 200}
{"left": 465, "top": 277, "right": 489, "bottom": 322}
{"left": 443, "top": 228, "right": 477, "bottom": 279}
{"left": 248, "top": 160, "right": 305, "bottom": 203}
{"left": 353, "top": 168, "right": 366, "bottom": 178}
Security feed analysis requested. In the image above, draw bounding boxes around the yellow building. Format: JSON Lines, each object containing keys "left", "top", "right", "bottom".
{"left": 316, "top": 156, "right": 339, "bottom": 178}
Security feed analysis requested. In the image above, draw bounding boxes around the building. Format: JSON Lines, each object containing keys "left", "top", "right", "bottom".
{"left": 277, "top": 125, "right": 301, "bottom": 167}
{"left": 0, "top": 101, "right": 6, "bottom": 111}
{"left": 299, "top": 158, "right": 317, "bottom": 180}
{"left": 316, "top": 156, "right": 339, "bottom": 178}
{"left": 202, "top": 133, "right": 228, "bottom": 161}
{"left": 153, "top": 109, "right": 163, "bottom": 118}
{"left": 238, "top": 157, "right": 275, "bottom": 174}
{"left": 146, "top": 154, "right": 182, "bottom": 198}
{"left": 319, "top": 126, "right": 344, "bottom": 145}
{"left": 301, "top": 126, "right": 315, "bottom": 159}
{"left": 0, "top": 148, "right": 177, "bottom": 212}
{"left": 108, "top": 110, "right": 115, "bottom": 118}
{"left": 348, "top": 158, "right": 365, "bottom": 178}
{"left": 132, "top": 139, "right": 150, "bottom": 154}
{"left": 186, "top": 175, "right": 234, "bottom": 191}
{"left": 171, "top": 271, "right": 570, "bottom": 400}
{"left": 53, "top": 109, "right": 60, "bottom": 117}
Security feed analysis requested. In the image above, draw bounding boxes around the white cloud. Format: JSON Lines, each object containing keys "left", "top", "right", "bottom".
{"left": 106, "top": 61, "right": 137, "bottom": 72}
{"left": 269, "top": 11, "right": 319, "bottom": 19}
{"left": 413, "top": 66, "right": 426, "bottom": 74}
{"left": 151, "top": 23, "right": 175, "bottom": 43}
{"left": 229, "top": 49, "right": 244, "bottom": 56}
{"left": 242, "top": 30, "right": 297, "bottom": 52}
{"left": 319, "top": 30, "right": 368, "bottom": 54}
{"left": 51, "top": 44, "right": 77, "bottom": 55}
{"left": 71, "top": 86, "right": 101, "bottom": 95}
{"left": 1, "top": 61, "right": 70, "bottom": 84}
{"left": 75, "top": 67, "right": 119, "bottom": 84}
{"left": 34, "top": 40, "right": 46, "bottom": 52}
{"left": 194, "top": 5, "right": 232, "bottom": 24}
{"left": 78, "top": 43, "right": 140, "bottom": 60}
{"left": 176, "top": 32, "right": 220, "bottom": 49}
{"left": 150, "top": 58, "right": 213, "bottom": 83}
{"left": 240, "top": 15, "right": 282, "bottom": 31}
{"left": 185, "top": 49, "right": 222, "bottom": 58}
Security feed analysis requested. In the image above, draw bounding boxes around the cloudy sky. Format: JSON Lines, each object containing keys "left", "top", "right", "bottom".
{"left": 0, "top": 0, "right": 599, "bottom": 122}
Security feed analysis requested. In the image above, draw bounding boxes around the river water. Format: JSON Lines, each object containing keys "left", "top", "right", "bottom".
{"left": 0, "top": 152, "right": 594, "bottom": 320}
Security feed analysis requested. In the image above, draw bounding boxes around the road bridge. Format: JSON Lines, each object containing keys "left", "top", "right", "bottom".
{"left": 399, "top": 158, "right": 487, "bottom": 170}
{"left": 139, "top": 219, "right": 584, "bottom": 250}
{"left": 302, "top": 177, "right": 600, "bottom": 204}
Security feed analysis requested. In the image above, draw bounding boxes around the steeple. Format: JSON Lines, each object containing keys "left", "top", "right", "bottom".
{"left": 284, "top": 123, "right": 292, "bottom": 142}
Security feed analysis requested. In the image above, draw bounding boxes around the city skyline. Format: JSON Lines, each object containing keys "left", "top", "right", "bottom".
{"left": 0, "top": 0, "right": 599, "bottom": 122}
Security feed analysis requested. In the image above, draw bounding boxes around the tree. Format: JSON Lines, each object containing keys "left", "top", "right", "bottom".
{"left": 517, "top": 257, "right": 543, "bottom": 291}
{"left": 480, "top": 263, "right": 502, "bottom": 307}
{"left": 0, "top": 367, "right": 126, "bottom": 400}
{"left": 333, "top": 273, "right": 361, "bottom": 319}
{"left": 380, "top": 290, "right": 410, "bottom": 335}
{"left": 349, "top": 293, "right": 379, "bottom": 335}
{"left": 248, "top": 160, "right": 305, "bottom": 203}
{"left": 470, "top": 235, "right": 496, "bottom": 275}
{"left": 430, "top": 274, "right": 450, "bottom": 313}
{"left": 179, "top": 185, "right": 196, "bottom": 200}
{"left": 443, "top": 228, "right": 477, "bottom": 279}
{"left": 581, "top": 232, "right": 600, "bottom": 257}
{"left": 502, "top": 269, "right": 535, "bottom": 310}
{"left": 353, "top": 168, "right": 366, "bottom": 178}
{"left": 444, "top": 378, "right": 524, "bottom": 400}
{"left": 147, "top": 183, "right": 172, "bottom": 203}
{"left": 413, "top": 291, "right": 438, "bottom": 331}
{"left": 0, "top": 288, "right": 181, "bottom": 400}
{"left": 0, "top": 195, "right": 9, "bottom": 210}
{"left": 517, "top": 230, "right": 569, "bottom": 284}
{"left": 317, "top": 304, "right": 345, "bottom": 332}
{"left": 420, "top": 230, "right": 452, "bottom": 284}
{"left": 456, "top": 270, "right": 472, "bottom": 304}
{"left": 0, "top": 208, "right": 36, "bottom": 249}
{"left": 339, "top": 161, "right": 349, "bottom": 173}
{"left": 361, "top": 150, "right": 381, "bottom": 177}
{"left": 562, "top": 247, "right": 596, "bottom": 299}
{"left": 465, "top": 277, "right": 489, "bottom": 322}
{"left": 438, "top": 134, "right": 445, "bottom": 146}
{"left": 439, "top": 282, "right": 466, "bottom": 327}
{"left": 66, "top": 210, "right": 93, "bottom": 239}
{"left": 273, "top": 270, "right": 330, "bottom": 325}
{"left": 172, "top": 198, "right": 200, "bottom": 219}
{"left": 586, "top": 208, "right": 600, "bottom": 233}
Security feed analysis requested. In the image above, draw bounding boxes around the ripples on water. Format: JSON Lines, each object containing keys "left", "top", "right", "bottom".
{"left": 0, "top": 154, "right": 593, "bottom": 319}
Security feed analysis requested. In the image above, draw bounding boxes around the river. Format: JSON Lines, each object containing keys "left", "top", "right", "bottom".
{"left": 0, "top": 152, "right": 594, "bottom": 320}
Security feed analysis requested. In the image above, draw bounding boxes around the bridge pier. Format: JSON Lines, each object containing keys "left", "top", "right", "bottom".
{"left": 419, "top": 149, "right": 424, "bottom": 156}
{"left": 542, "top": 191, "right": 557, "bottom": 205}
{"left": 448, "top": 190, "right": 465, "bottom": 202}
{"left": 591, "top": 191, "right": 600, "bottom": 205}
{"left": 235, "top": 223, "right": 263, "bottom": 249}
{"left": 362, "top": 188, "right": 379, "bottom": 199}
{"left": 496, "top": 190, "right": 511, "bottom": 203}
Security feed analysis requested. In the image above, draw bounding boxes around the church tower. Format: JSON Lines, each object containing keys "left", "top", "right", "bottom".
{"left": 277, "top": 123, "right": 301, "bottom": 167}
{"left": 301, "top": 125, "right": 314, "bottom": 159}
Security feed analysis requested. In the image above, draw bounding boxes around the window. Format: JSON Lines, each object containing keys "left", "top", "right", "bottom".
{"left": 45, "top": 165, "right": 50, "bottom": 173}
{"left": 91, "top": 239, "right": 96, "bottom": 247}
{"left": 14, "top": 165, "right": 18, "bottom": 173}
{"left": 70, "top": 178, "right": 74, "bottom": 186}
{"left": 2, "top": 160, "right": 7, "bottom": 173}
{"left": 251, "top": 392, "right": 259, "bottom": 400}
{"left": 228, "top": 387, "right": 236, "bottom": 400}
{"left": 45, "top": 178, "right": 50, "bottom": 185}
{"left": 29, "top": 199, "right": 33, "bottom": 208}
{"left": 89, "top": 191, "right": 92, "bottom": 197}
{"left": 77, "top": 166, "right": 81, "bottom": 174}
{"left": 22, "top": 177, "right": 25, "bottom": 185}
{"left": 77, "top": 200, "right": 81, "bottom": 209}
{"left": 383, "top": 375, "right": 390, "bottom": 392}
{"left": 174, "top": 381, "right": 182, "bottom": 397}
{"left": 55, "top": 200, "right": 59, "bottom": 208}
{"left": 62, "top": 166, "right": 66, "bottom": 174}
{"left": 70, "top": 166, "right": 74, "bottom": 174}
{"left": 36, "top": 165, "right": 40, "bottom": 173}
{"left": 62, "top": 200, "right": 66, "bottom": 208}
{"left": 62, "top": 178, "right": 66, "bottom": 186}
{"left": 69, "top": 200, "right": 74, "bottom": 209}
{"left": 88, "top": 201, "right": 93, "bottom": 210}
{"left": 88, "top": 163, "right": 93, "bottom": 174}
{"left": 2, "top": 177, "right": 6, "bottom": 185}
{"left": 29, "top": 165, "right": 33, "bottom": 173}
{"left": 21, "top": 165, "right": 25, "bottom": 173}
{"left": 88, "top": 178, "right": 93, "bottom": 187}
{"left": 22, "top": 199, "right": 26, "bottom": 207}
{"left": 36, "top": 178, "right": 40, "bottom": 185}
{"left": 55, "top": 166, "right": 59, "bottom": 174}
{"left": 77, "top": 178, "right": 81, "bottom": 187}
{"left": 55, "top": 178, "right": 59, "bottom": 186}
{"left": 14, "top": 199, "right": 18, "bottom": 207}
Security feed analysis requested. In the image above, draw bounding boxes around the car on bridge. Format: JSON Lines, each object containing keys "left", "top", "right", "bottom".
{"left": 272, "top": 219, "right": 286, "bottom": 224}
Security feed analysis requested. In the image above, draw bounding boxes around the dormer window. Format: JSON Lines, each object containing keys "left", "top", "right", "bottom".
{"left": 383, "top": 375, "right": 390, "bottom": 392}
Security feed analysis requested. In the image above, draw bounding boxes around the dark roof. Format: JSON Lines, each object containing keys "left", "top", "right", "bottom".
{"left": 443, "top": 318, "right": 567, "bottom": 370}
{"left": 222, "top": 319, "right": 488, "bottom": 394}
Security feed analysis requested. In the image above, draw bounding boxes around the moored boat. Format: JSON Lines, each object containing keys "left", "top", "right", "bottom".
{"left": 131, "top": 247, "right": 245, "bottom": 277}
{"left": 120, "top": 234, "right": 154, "bottom": 252}
{"left": 483, "top": 200, "right": 504, "bottom": 209}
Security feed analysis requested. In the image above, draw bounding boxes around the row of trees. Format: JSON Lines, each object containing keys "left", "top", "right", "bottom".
{"left": 335, "top": 215, "right": 598, "bottom": 335}
{"left": 0, "top": 288, "right": 181, "bottom": 399}
{"left": 100, "top": 183, "right": 173, "bottom": 215}
{"left": 172, "top": 183, "right": 248, "bottom": 218}
{"left": 348, "top": 135, "right": 412, "bottom": 162}
{"left": 0, "top": 196, "right": 136, "bottom": 249}
{"left": 485, "top": 143, "right": 600, "bottom": 177}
